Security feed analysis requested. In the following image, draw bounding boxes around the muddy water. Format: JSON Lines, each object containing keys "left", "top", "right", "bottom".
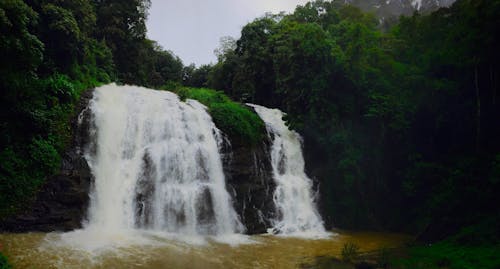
{"left": 0, "top": 230, "right": 410, "bottom": 269}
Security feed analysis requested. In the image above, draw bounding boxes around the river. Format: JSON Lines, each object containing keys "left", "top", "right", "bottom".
{"left": 0, "top": 230, "right": 409, "bottom": 269}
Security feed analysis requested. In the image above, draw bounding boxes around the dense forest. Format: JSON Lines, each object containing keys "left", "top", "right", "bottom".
{"left": 204, "top": 0, "right": 500, "bottom": 236}
{"left": 0, "top": 0, "right": 185, "bottom": 218}
{"left": 1, "top": 0, "right": 499, "bottom": 268}
{"left": 203, "top": 0, "right": 500, "bottom": 237}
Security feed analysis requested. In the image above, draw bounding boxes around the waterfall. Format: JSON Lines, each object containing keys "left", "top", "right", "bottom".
{"left": 248, "top": 104, "right": 326, "bottom": 236}
{"left": 83, "top": 84, "right": 243, "bottom": 236}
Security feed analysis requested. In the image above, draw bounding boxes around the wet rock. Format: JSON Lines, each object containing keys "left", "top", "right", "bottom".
{"left": 134, "top": 151, "right": 156, "bottom": 228}
{"left": 221, "top": 106, "right": 276, "bottom": 234}
{"left": 0, "top": 90, "right": 278, "bottom": 234}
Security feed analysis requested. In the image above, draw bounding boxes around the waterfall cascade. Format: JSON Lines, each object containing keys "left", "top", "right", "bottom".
{"left": 83, "top": 84, "right": 243, "bottom": 236}
{"left": 74, "top": 83, "right": 326, "bottom": 244}
{"left": 248, "top": 104, "right": 327, "bottom": 236}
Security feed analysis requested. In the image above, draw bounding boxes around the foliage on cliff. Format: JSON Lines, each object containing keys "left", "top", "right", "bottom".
{"left": 175, "top": 87, "right": 265, "bottom": 146}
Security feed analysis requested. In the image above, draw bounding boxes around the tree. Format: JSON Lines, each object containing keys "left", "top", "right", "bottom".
{"left": 94, "top": 0, "right": 151, "bottom": 84}
{"left": 0, "top": 0, "right": 43, "bottom": 76}
{"left": 233, "top": 15, "right": 278, "bottom": 105}
{"left": 183, "top": 64, "right": 212, "bottom": 88}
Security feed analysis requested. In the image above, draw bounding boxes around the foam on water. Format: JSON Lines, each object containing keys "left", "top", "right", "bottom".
{"left": 58, "top": 84, "right": 248, "bottom": 251}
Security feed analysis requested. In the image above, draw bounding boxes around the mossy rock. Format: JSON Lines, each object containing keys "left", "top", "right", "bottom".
{"left": 173, "top": 87, "right": 265, "bottom": 146}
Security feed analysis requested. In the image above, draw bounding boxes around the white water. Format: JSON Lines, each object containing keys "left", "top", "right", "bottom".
{"left": 82, "top": 84, "right": 243, "bottom": 238}
{"left": 248, "top": 104, "right": 327, "bottom": 237}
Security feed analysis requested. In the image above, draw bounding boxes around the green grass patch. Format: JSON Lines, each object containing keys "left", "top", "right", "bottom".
{"left": 173, "top": 87, "right": 265, "bottom": 146}
{"left": 0, "top": 252, "right": 12, "bottom": 269}
{"left": 393, "top": 220, "right": 500, "bottom": 269}
{"left": 394, "top": 241, "right": 500, "bottom": 269}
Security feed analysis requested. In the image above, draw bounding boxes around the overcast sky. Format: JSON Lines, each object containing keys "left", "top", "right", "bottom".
{"left": 146, "top": 0, "right": 310, "bottom": 66}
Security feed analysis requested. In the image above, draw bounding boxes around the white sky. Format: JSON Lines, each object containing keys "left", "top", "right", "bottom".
{"left": 146, "top": 0, "right": 310, "bottom": 66}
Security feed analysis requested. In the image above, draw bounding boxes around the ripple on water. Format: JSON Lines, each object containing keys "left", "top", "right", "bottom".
{"left": 0, "top": 230, "right": 411, "bottom": 269}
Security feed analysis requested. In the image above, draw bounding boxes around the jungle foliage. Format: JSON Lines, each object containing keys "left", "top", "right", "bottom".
{"left": 0, "top": 0, "right": 183, "bottom": 217}
{"left": 202, "top": 0, "right": 500, "bottom": 236}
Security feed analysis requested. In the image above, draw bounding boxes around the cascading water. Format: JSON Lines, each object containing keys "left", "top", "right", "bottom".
{"left": 83, "top": 84, "right": 243, "bottom": 236}
{"left": 248, "top": 104, "right": 327, "bottom": 236}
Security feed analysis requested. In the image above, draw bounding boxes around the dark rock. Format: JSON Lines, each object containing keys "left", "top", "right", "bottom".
{"left": 221, "top": 107, "right": 276, "bottom": 234}
{"left": 196, "top": 187, "right": 217, "bottom": 234}
{"left": 0, "top": 90, "right": 278, "bottom": 234}
{"left": 0, "top": 89, "right": 95, "bottom": 232}
{"left": 134, "top": 150, "right": 156, "bottom": 228}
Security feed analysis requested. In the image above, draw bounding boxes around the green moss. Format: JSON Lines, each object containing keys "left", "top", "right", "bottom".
{"left": 173, "top": 87, "right": 265, "bottom": 146}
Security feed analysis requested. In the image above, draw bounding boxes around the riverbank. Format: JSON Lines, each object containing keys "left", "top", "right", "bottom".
{"left": 303, "top": 221, "right": 500, "bottom": 269}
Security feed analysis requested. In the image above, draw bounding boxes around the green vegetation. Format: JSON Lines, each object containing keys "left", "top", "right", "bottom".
{"left": 0, "top": 0, "right": 183, "bottom": 218}
{"left": 1, "top": 0, "right": 498, "bottom": 267}
{"left": 0, "top": 0, "right": 263, "bottom": 219}
{"left": 205, "top": 0, "right": 500, "bottom": 238}
{"left": 341, "top": 242, "right": 360, "bottom": 263}
{"left": 0, "top": 252, "right": 11, "bottom": 269}
{"left": 394, "top": 241, "right": 500, "bottom": 269}
{"left": 175, "top": 87, "right": 265, "bottom": 145}
{"left": 396, "top": 219, "right": 500, "bottom": 269}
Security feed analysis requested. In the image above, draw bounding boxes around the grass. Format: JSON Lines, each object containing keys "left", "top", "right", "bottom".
{"left": 341, "top": 242, "right": 360, "bottom": 263}
{"left": 392, "top": 221, "right": 500, "bottom": 269}
{"left": 393, "top": 241, "right": 500, "bottom": 269}
{"left": 173, "top": 87, "right": 265, "bottom": 146}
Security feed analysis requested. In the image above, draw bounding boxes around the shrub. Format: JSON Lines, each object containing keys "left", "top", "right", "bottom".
{"left": 0, "top": 252, "right": 11, "bottom": 269}
{"left": 341, "top": 242, "right": 360, "bottom": 263}
{"left": 47, "top": 74, "right": 77, "bottom": 101}
{"left": 161, "top": 81, "right": 183, "bottom": 92}
{"left": 29, "top": 137, "right": 61, "bottom": 176}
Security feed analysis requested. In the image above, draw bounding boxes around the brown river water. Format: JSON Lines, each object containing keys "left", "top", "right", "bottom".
{"left": 0, "top": 230, "right": 410, "bottom": 269}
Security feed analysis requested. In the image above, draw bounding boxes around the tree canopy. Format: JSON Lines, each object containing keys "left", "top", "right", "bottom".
{"left": 205, "top": 0, "right": 500, "bottom": 233}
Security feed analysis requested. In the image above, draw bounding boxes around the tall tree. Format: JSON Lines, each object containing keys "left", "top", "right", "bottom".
{"left": 94, "top": 0, "right": 151, "bottom": 84}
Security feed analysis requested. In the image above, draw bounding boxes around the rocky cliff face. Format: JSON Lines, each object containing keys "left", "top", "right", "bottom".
{"left": 221, "top": 108, "right": 276, "bottom": 234}
{"left": 0, "top": 92, "right": 277, "bottom": 234}
{"left": 0, "top": 90, "right": 94, "bottom": 232}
